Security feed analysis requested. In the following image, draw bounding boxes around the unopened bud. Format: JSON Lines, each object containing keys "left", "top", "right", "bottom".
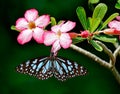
{"left": 80, "top": 31, "right": 89, "bottom": 38}
{"left": 103, "top": 29, "right": 120, "bottom": 35}
{"left": 69, "top": 32, "right": 78, "bottom": 38}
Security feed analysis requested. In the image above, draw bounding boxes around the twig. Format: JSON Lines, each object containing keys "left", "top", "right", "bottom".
{"left": 70, "top": 44, "right": 112, "bottom": 69}
{"left": 70, "top": 44, "right": 120, "bottom": 85}
{"left": 111, "top": 67, "right": 120, "bottom": 84}
{"left": 96, "top": 41, "right": 115, "bottom": 65}
{"left": 109, "top": 45, "right": 120, "bottom": 66}
{"left": 114, "top": 42, "right": 120, "bottom": 56}
{"left": 113, "top": 46, "right": 120, "bottom": 58}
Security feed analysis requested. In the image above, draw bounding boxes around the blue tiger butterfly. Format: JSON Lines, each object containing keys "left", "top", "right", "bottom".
{"left": 16, "top": 52, "right": 87, "bottom": 81}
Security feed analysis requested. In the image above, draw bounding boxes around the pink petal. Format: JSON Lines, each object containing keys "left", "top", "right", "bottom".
{"left": 51, "top": 21, "right": 65, "bottom": 33}
{"left": 15, "top": 18, "right": 28, "bottom": 31}
{"left": 51, "top": 40, "right": 61, "bottom": 53}
{"left": 108, "top": 20, "right": 120, "bottom": 30}
{"left": 33, "top": 27, "right": 44, "bottom": 43}
{"left": 60, "top": 33, "right": 72, "bottom": 48}
{"left": 51, "top": 25, "right": 61, "bottom": 33}
{"left": 24, "top": 9, "right": 38, "bottom": 22}
{"left": 116, "top": 16, "right": 120, "bottom": 21}
{"left": 44, "top": 31, "right": 58, "bottom": 46}
{"left": 35, "top": 15, "right": 50, "bottom": 28}
{"left": 17, "top": 29, "right": 32, "bottom": 45}
{"left": 60, "top": 21, "right": 76, "bottom": 32}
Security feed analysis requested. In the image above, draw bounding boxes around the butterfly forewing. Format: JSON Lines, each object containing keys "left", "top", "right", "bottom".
{"left": 53, "top": 57, "right": 87, "bottom": 81}
{"left": 16, "top": 57, "right": 53, "bottom": 80}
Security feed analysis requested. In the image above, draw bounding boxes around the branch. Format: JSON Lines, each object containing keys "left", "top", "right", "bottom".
{"left": 110, "top": 45, "right": 120, "bottom": 66}
{"left": 111, "top": 67, "right": 120, "bottom": 84}
{"left": 70, "top": 44, "right": 112, "bottom": 69}
{"left": 113, "top": 42, "right": 120, "bottom": 57}
{"left": 113, "top": 45, "right": 120, "bottom": 58}
{"left": 96, "top": 41, "right": 115, "bottom": 65}
{"left": 70, "top": 43, "right": 120, "bottom": 85}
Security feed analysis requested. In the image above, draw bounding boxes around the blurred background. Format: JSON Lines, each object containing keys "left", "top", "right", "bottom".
{"left": 0, "top": 0, "right": 120, "bottom": 94}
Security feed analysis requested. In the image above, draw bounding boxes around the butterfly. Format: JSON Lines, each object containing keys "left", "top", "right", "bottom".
{"left": 16, "top": 52, "right": 87, "bottom": 81}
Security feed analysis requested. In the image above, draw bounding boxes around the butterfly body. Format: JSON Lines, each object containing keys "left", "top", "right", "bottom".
{"left": 16, "top": 54, "right": 87, "bottom": 81}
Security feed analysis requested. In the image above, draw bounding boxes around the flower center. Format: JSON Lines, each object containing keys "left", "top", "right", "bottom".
{"left": 57, "top": 31, "right": 61, "bottom": 38}
{"left": 28, "top": 21, "right": 36, "bottom": 29}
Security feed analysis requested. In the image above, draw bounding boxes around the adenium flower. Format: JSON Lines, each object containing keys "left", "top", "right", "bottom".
{"left": 44, "top": 21, "right": 76, "bottom": 54}
{"left": 103, "top": 16, "right": 120, "bottom": 35}
{"left": 15, "top": 8, "right": 50, "bottom": 45}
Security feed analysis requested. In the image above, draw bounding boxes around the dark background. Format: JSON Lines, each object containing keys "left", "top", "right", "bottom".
{"left": 0, "top": 0, "right": 120, "bottom": 94}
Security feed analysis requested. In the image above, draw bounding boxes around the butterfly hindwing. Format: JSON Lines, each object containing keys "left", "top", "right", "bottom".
{"left": 53, "top": 57, "right": 87, "bottom": 81}
{"left": 16, "top": 57, "right": 53, "bottom": 80}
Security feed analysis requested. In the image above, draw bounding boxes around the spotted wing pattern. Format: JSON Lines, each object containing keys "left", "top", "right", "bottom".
{"left": 16, "top": 57, "right": 53, "bottom": 80}
{"left": 53, "top": 57, "right": 87, "bottom": 81}
{"left": 16, "top": 56, "right": 87, "bottom": 81}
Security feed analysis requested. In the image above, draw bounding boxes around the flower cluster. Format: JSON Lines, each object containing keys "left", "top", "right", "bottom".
{"left": 15, "top": 9, "right": 76, "bottom": 54}
{"left": 13, "top": 8, "right": 120, "bottom": 54}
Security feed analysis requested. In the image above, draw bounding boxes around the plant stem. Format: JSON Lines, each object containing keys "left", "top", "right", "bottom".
{"left": 113, "top": 45, "right": 120, "bottom": 58}
{"left": 70, "top": 44, "right": 120, "bottom": 85}
{"left": 114, "top": 42, "right": 120, "bottom": 56}
{"left": 70, "top": 44, "right": 112, "bottom": 69}
{"left": 111, "top": 67, "right": 120, "bottom": 84}
{"left": 96, "top": 41, "right": 115, "bottom": 65}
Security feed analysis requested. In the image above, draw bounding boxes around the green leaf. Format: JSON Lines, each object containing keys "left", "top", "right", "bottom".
{"left": 89, "top": 3, "right": 107, "bottom": 32}
{"left": 57, "top": 20, "right": 64, "bottom": 25}
{"left": 94, "top": 35, "right": 117, "bottom": 44}
{"left": 50, "top": 17, "right": 57, "bottom": 26}
{"left": 89, "top": 18, "right": 101, "bottom": 32}
{"left": 11, "top": 25, "right": 20, "bottom": 32}
{"left": 92, "top": 3, "right": 107, "bottom": 21}
{"left": 89, "top": 0, "right": 99, "bottom": 4}
{"left": 89, "top": 40, "right": 103, "bottom": 51}
{"left": 72, "top": 37, "right": 86, "bottom": 44}
{"left": 11, "top": 25, "right": 16, "bottom": 30}
{"left": 98, "top": 13, "right": 119, "bottom": 30}
{"left": 115, "top": 3, "right": 120, "bottom": 9}
{"left": 76, "top": 7, "right": 88, "bottom": 30}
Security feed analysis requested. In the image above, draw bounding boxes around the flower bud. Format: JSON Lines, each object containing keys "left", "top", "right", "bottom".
{"left": 69, "top": 32, "right": 78, "bottom": 38}
{"left": 103, "top": 29, "right": 120, "bottom": 35}
{"left": 80, "top": 31, "right": 89, "bottom": 38}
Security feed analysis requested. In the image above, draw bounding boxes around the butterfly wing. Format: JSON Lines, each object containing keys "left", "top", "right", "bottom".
{"left": 53, "top": 57, "right": 87, "bottom": 81}
{"left": 16, "top": 57, "right": 53, "bottom": 80}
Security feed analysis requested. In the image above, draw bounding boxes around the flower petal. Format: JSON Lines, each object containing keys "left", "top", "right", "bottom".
{"left": 60, "top": 21, "right": 76, "bottom": 32}
{"left": 44, "top": 31, "right": 57, "bottom": 46}
{"left": 33, "top": 27, "right": 44, "bottom": 43}
{"left": 15, "top": 18, "right": 28, "bottom": 31}
{"left": 60, "top": 33, "right": 72, "bottom": 48}
{"left": 51, "top": 40, "right": 61, "bottom": 53}
{"left": 24, "top": 9, "right": 38, "bottom": 22}
{"left": 35, "top": 15, "right": 50, "bottom": 28}
{"left": 108, "top": 20, "right": 120, "bottom": 30}
{"left": 17, "top": 29, "right": 32, "bottom": 45}
{"left": 116, "top": 16, "right": 120, "bottom": 21}
{"left": 51, "top": 21, "right": 65, "bottom": 33}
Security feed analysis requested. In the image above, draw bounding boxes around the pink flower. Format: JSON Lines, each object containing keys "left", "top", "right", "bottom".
{"left": 108, "top": 21, "right": 120, "bottom": 31}
{"left": 15, "top": 8, "right": 50, "bottom": 45}
{"left": 44, "top": 21, "right": 76, "bottom": 53}
{"left": 107, "top": 16, "right": 120, "bottom": 35}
